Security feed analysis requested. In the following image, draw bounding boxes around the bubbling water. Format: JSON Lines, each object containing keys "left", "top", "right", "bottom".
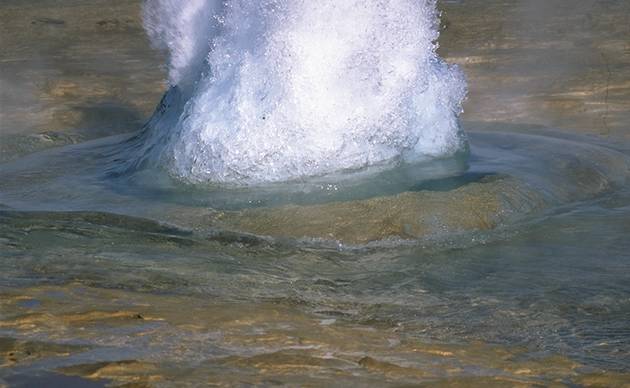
{"left": 140, "top": 0, "right": 467, "bottom": 184}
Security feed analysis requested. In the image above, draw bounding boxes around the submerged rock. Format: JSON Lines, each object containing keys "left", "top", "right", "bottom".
{"left": 209, "top": 176, "right": 545, "bottom": 244}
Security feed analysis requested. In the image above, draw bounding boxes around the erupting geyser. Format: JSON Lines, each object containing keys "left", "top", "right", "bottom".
{"left": 139, "top": 0, "right": 467, "bottom": 184}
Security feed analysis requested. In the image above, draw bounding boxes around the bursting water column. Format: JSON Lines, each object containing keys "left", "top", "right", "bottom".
{"left": 139, "top": 0, "right": 467, "bottom": 185}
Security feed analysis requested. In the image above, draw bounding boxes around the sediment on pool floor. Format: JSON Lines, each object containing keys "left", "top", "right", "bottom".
{"left": 2, "top": 284, "right": 629, "bottom": 387}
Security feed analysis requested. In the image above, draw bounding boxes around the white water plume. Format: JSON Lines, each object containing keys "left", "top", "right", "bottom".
{"left": 140, "top": 0, "right": 467, "bottom": 184}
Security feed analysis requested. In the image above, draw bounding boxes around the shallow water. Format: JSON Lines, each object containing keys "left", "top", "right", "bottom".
{"left": 2, "top": 0, "right": 630, "bottom": 387}
{"left": 1, "top": 125, "right": 629, "bottom": 386}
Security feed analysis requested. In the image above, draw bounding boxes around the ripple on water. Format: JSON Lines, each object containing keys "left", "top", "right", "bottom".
{"left": 1, "top": 131, "right": 630, "bottom": 384}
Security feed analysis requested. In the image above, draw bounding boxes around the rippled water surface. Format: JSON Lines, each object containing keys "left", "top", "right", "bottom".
{"left": 1, "top": 1, "right": 630, "bottom": 387}
{"left": 1, "top": 127, "right": 629, "bottom": 386}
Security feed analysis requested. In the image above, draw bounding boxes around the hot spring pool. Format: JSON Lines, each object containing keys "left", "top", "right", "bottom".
{"left": 1, "top": 0, "right": 629, "bottom": 386}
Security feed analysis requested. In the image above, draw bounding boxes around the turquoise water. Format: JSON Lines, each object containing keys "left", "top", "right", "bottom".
{"left": 1, "top": 125, "right": 629, "bottom": 385}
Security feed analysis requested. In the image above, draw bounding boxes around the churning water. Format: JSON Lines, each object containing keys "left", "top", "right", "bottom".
{"left": 0, "top": 0, "right": 629, "bottom": 386}
{"left": 135, "top": 0, "right": 467, "bottom": 184}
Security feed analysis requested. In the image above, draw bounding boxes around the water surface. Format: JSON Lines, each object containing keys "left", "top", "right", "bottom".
{"left": 1, "top": 1, "right": 630, "bottom": 386}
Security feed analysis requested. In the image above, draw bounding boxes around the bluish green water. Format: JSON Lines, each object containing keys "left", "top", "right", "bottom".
{"left": 1, "top": 126, "right": 629, "bottom": 386}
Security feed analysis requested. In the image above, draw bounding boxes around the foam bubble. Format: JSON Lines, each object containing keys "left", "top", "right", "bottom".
{"left": 140, "top": 0, "right": 467, "bottom": 184}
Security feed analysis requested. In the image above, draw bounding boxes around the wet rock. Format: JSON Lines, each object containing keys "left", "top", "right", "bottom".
{"left": 0, "top": 337, "right": 87, "bottom": 368}
{"left": 358, "top": 356, "right": 428, "bottom": 378}
{"left": 0, "top": 284, "right": 613, "bottom": 386}
{"left": 211, "top": 177, "right": 544, "bottom": 244}
{"left": 58, "top": 360, "right": 161, "bottom": 386}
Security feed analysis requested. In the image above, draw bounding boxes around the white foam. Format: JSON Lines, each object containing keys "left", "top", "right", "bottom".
{"left": 141, "top": 0, "right": 467, "bottom": 185}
